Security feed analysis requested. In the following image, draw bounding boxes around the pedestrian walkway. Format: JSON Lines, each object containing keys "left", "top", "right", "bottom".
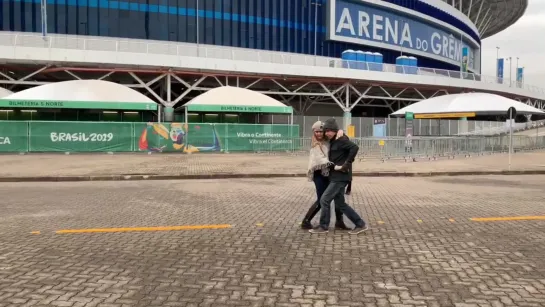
{"left": 0, "top": 176, "right": 544, "bottom": 307}
{"left": 1, "top": 151, "right": 545, "bottom": 178}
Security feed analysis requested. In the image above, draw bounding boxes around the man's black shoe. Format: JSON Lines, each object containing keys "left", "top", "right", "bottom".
{"left": 335, "top": 222, "right": 350, "bottom": 230}
{"left": 301, "top": 221, "right": 313, "bottom": 230}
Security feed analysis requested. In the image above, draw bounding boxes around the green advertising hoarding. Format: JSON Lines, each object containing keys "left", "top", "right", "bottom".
{"left": 0, "top": 99, "right": 158, "bottom": 111}
{"left": 0, "top": 121, "right": 28, "bottom": 152}
{"left": 216, "top": 124, "right": 299, "bottom": 151}
{"left": 136, "top": 123, "right": 299, "bottom": 153}
{"left": 0, "top": 121, "right": 300, "bottom": 153}
{"left": 29, "top": 122, "right": 134, "bottom": 152}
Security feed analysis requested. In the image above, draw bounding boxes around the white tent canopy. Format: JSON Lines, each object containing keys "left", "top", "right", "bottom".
{"left": 186, "top": 86, "right": 288, "bottom": 107}
{"left": 6, "top": 80, "right": 154, "bottom": 102}
{"left": 0, "top": 80, "right": 158, "bottom": 111}
{"left": 391, "top": 93, "right": 545, "bottom": 116}
{"left": 0, "top": 88, "right": 13, "bottom": 99}
{"left": 183, "top": 86, "right": 293, "bottom": 123}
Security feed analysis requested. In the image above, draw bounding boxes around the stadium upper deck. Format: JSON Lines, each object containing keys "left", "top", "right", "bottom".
{"left": 0, "top": 0, "right": 528, "bottom": 73}
{"left": 0, "top": 0, "right": 539, "bottom": 119}
{"left": 437, "top": 0, "right": 528, "bottom": 38}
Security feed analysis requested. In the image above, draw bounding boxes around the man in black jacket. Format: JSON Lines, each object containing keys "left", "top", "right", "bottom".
{"left": 309, "top": 118, "right": 368, "bottom": 235}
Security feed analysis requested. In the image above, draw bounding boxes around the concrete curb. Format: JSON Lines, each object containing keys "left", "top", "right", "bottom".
{"left": 1, "top": 170, "right": 545, "bottom": 182}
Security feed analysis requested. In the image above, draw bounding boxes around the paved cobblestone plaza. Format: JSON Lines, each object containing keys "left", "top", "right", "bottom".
{"left": 0, "top": 152, "right": 545, "bottom": 178}
{"left": 0, "top": 176, "right": 544, "bottom": 307}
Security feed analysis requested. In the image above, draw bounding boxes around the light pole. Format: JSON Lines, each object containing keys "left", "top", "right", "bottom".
{"left": 505, "top": 56, "right": 512, "bottom": 87}
{"left": 509, "top": 56, "right": 513, "bottom": 87}
{"left": 196, "top": 0, "right": 200, "bottom": 55}
{"left": 459, "top": 31, "right": 464, "bottom": 78}
{"left": 40, "top": 0, "right": 47, "bottom": 40}
{"left": 516, "top": 57, "right": 519, "bottom": 87}
{"left": 400, "top": 18, "right": 405, "bottom": 56}
{"left": 311, "top": 1, "right": 322, "bottom": 65}
{"left": 496, "top": 46, "right": 500, "bottom": 82}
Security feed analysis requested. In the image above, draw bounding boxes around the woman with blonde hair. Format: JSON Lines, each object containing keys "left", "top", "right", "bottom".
{"left": 301, "top": 120, "right": 349, "bottom": 230}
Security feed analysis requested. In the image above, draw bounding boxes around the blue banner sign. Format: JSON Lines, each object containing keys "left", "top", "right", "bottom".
{"left": 327, "top": 0, "right": 479, "bottom": 70}
{"left": 517, "top": 67, "right": 524, "bottom": 88}
{"left": 516, "top": 67, "right": 524, "bottom": 82}
{"left": 373, "top": 119, "right": 386, "bottom": 137}
{"left": 461, "top": 47, "right": 468, "bottom": 72}
{"left": 497, "top": 58, "right": 504, "bottom": 83}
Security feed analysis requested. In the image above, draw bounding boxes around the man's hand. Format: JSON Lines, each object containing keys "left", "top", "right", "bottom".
{"left": 334, "top": 164, "right": 349, "bottom": 172}
{"left": 336, "top": 130, "right": 344, "bottom": 138}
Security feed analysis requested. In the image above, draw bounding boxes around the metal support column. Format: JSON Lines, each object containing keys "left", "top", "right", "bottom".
{"left": 164, "top": 73, "right": 174, "bottom": 122}
{"left": 343, "top": 84, "right": 351, "bottom": 132}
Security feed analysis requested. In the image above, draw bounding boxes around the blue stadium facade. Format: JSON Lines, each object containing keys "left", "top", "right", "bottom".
{"left": 1, "top": 0, "right": 481, "bottom": 71}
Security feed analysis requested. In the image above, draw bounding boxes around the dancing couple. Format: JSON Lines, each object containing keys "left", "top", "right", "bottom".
{"left": 302, "top": 118, "right": 368, "bottom": 235}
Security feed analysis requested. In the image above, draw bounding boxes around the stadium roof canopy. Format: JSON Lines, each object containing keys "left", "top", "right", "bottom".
{"left": 462, "top": 0, "right": 528, "bottom": 38}
{"left": 183, "top": 86, "right": 293, "bottom": 114}
{"left": 0, "top": 88, "right": 13, "bottom": 99}
{"left": 391, "top": 93, "right": 544, "bottom": 117}
{"left": 0, "top": 80, "right": 158, "bottom": 111}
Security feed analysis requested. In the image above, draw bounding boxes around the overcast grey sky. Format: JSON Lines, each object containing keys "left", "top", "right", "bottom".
{"left": 481, "top": 1, "right": 545, "bottom": 87}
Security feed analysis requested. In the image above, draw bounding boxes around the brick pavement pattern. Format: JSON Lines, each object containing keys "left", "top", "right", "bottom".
{"left": 0, "top": 176, "right": 544, "bottom": 307}
{"left": 0, "top": 152, "right": 545, "bottom": 177}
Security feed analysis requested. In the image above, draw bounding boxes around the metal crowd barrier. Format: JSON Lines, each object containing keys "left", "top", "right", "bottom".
{"left": 255, "top": 136, "right": 545, "bottom": 162}
{"left": 355, "top": 136, "right": 545, "bottom": 162}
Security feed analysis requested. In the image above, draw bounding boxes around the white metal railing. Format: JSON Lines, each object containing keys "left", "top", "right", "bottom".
{"left": 1, "top": 32, "right": 544, "bottom": 96}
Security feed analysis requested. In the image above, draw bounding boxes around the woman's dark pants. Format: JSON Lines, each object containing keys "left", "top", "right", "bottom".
{"left": 302, "top": 172, "right": 344, "bottom": 226}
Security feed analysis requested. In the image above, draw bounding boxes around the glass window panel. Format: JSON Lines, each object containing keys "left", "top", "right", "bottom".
{"left": 13, "top": 1, "right": 22, "bottom": 32}
{"left": 231, "top": 0, "right": 239, "bottom": 46}
{"left": 67, "top": 1, "right": 77, "bottom": 34}
{"left": 98, "top": 8, "right": 109, "bottom": 36}
{"left": 88, "top": 6, "right": 99, "bottom": 36}
{"left": 55, "top": 2, "right": 68, "bottom": 34}
{"left": 1, "top": 1, "right": 9, "bottom": 31}
{"left": 78, "top": 1, "right": 89, "bottom": 35}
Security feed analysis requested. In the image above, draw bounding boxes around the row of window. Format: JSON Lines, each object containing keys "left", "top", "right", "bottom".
{"left": 0, "top": 1, "right": 462, "bottom": 71}
{"left": 5, "top": 6, "right": 327, "bottom": 53}
{"left": 3, "top": 0, "right": 326, "bottom": 31}
{"left": 382, "top": 0, "right": 480, "bottom": 43}
{"left": 3, "top": 0, "right": 479, "bottom": 42}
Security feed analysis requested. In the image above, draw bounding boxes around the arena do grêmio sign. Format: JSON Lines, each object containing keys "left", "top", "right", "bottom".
{"left": 327, "top": 0, "right": 480, "bottom": 71}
